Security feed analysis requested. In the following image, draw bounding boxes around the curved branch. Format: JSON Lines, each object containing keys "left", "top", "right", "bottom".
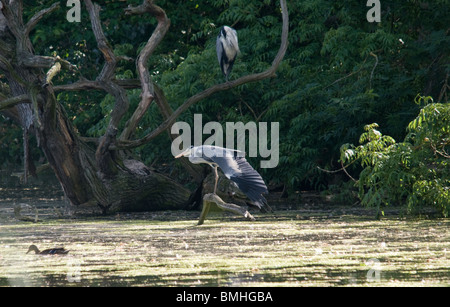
{"left": 84, "top": 0, "right": 116, "bottom": 81}
{"left": 116, "top": 0, "right": 289, "bottom": 150}
{"left": 120, "top": 0, "right": 171, "bottom": 141}
{"left": 25, "top": 2, "right": 60, "bottom": 36}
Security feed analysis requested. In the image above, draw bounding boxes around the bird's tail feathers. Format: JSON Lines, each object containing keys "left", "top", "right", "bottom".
{"left": 247, "top": 191, "right": 273, "bottom": 213}
{"left": 230, "top": 175, "right": 272, "bottom": 212}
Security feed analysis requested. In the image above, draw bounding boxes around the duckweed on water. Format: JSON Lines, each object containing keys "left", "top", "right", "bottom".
{"left": 1, "top": 210, "right": 449, "bottom": 286}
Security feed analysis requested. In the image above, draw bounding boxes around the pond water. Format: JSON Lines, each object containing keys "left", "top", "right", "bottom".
{"left": 0, "top": 169, "right": 449, "bottom": 287}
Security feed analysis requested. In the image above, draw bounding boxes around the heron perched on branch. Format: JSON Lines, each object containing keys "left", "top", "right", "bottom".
{"left": 216, "top": 26, "right": 240, "bottom": 81}
{"left": 175, "top": 145, "right": 271, "bottom": 212}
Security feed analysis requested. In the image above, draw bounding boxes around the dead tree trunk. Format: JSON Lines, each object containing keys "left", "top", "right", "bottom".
{"left": 0, "top": 0, "right": 289, "bottom": 214}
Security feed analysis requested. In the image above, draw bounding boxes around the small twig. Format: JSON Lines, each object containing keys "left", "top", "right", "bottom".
{"left": 239, "top": 97, "right": 258, "bottom": 121}
{"left": 324, "top": 49, "right": 382, "bottom": 90}
{"left": 369, "top": 52, "right": 378, "bottom": 89}
{"left": 438, "top": 73, "right": 449, "bottom": 103}
{"left": 430, "top": 142, "right": 450, "bottom": 159}
{"left": 317, "top": 159, "right": 357, "bottom": 182}
{"left": 324, "top": 56, "right": 369, "bottom": 90}
{"left": 340, "top": 161, "right": 357, "bottom": 182}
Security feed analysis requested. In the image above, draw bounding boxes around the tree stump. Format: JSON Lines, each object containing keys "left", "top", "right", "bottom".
{"left": 197, "top": 193, "right": 255, "bottom": 225}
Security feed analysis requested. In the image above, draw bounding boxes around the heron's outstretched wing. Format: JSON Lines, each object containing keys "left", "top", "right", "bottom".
{"left": 229, "top": 156, "right": 271, "bottom": 212}
{"left": 206, "top": 149, "right": 271, "bottom": 212}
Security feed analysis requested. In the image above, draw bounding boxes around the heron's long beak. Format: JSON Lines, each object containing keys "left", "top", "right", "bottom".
{"left": 175, "top": 148, "right": 191, "bottom": 159}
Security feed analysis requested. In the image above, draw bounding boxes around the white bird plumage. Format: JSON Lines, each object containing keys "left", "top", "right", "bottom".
{"left": 216, "top": 26, "right": 240, "bottom": 81}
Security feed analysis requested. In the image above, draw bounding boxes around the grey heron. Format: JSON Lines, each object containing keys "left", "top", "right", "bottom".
{"left": 216, "top": 26, "right": 240, "bottom": 81}
{"left": 175, "top": 145, "right": 271, "bottom": 212}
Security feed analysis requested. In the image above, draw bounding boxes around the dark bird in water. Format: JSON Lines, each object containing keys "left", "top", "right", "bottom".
{"left": 216, "top": 26, "right": 240, "bottom": 81}
{"left": 175, "top": 145, "right": 272, "bottom": 212}
{"left": 26, "top": 244, "right": 69, "bottom": 255}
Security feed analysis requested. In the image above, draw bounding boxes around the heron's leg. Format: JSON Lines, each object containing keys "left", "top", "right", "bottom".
{"left": 213, "top": 165, "right": 219, "bottom": 194}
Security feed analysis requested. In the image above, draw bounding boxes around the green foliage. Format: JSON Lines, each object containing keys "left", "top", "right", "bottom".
{"left": 341, "top": 97, "right": 450, "bottom": 217}
{"left": 0, "top": 119, "right": 23, "bottom": 166}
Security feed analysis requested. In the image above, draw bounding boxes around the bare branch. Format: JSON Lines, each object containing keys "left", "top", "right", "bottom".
{"left": 84, "top": 0, "right": 130, "bottom": 175}
{"left": 316, "top": 161, "right": 358, "bottom": 183}
{"left": 120, "top": 0, "right": 171, "bottom": 141}
{"left": 0, "top": 93, "right": 29, "bottom": 111}
{"left": 369, "top": 51, "right": 378, "bottom": 89}
{"left": 25, "top": 2, "right": 60, "bottom": 36}
{"left": 84, "top": 0, "right": 116, "bottom": 81}
{"left": 95, "top": 79, "right": 129, "bottom": 176}
{"left": 20, "top": 54, "right": 59, "bottom": 69}
{"left": 19, "top": 52, "right": 78, "bottom": 71}
{"left": 53, "top": 79, "right": 141, "bottom": 92}
{"left": 324, "top": 49, "right": 382, "bottom": 90}
{"left": 2, "top": 1, "right": 67, "bottom": 71}
{"left": 271, "top": 0, "right": 289, "bottom": 69}
{"left": 116, "top": 0, "right": 289, "bottom": 150}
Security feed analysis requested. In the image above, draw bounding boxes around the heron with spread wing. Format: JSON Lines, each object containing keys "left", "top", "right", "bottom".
{"left": 175, "top": 145, "right": 271, "bottom": 212}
